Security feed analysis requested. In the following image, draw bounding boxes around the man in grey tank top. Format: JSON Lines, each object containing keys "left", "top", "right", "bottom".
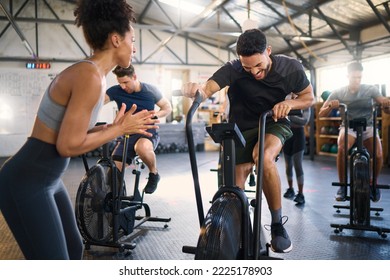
{"left": 318, "top": 62, "right": 390, "bottom": 202}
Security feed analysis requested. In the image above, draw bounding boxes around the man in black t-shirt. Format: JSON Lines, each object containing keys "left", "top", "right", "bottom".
{"left": 182, "top": 29, "right": 314, "bottom": 253}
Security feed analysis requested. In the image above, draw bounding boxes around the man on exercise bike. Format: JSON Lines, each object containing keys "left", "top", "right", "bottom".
{"left": 318, "top": 62, "right": 390, "bottom": 202}
{"left": 182, "top": 28, "right": 314, "bottom": 253}
{"left": 105, "top": 65, "right": 172, "bottom": 194}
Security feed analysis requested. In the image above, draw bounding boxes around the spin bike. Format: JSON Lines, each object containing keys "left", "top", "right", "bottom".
{"left": 330, "top": 104, "right": 390, "bottom": 238}
{"left": 75, "top": 128, "right": 171, "bottom": 253}
{"left": 182, "top": 91, "right": 299, "bottom": 259}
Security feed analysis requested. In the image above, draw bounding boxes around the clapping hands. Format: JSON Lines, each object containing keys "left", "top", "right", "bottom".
{"left": 115, "top": 103, "right": 159, "bottom": 137}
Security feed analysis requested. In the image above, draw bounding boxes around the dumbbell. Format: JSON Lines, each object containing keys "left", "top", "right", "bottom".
{"left": 321, "top": 143, "right": 331, "bottom": 152}
{"left": 328, "top": 126, "right": 339, "bottom": 135}
{"left": 330, "top": 144, "right": 338, "bottom": 154}
{"left": 330, "top": 109, "right": 339, "bottom": 117}
{"left": 320, "top": 126, "right": 329, "bottom": 135}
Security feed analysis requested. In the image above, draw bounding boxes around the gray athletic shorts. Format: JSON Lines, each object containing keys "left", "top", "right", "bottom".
{"left": 339, "top": 126, "right": 376, "bottom": 141}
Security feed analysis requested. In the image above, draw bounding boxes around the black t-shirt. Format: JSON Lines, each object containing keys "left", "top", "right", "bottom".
{"left": 209, "top": 54, "right": 310, "bottom": 132}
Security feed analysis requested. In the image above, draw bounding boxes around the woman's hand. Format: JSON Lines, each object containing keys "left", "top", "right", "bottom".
{"left": 115, "top": 103, "right": 159, "bottom": 136}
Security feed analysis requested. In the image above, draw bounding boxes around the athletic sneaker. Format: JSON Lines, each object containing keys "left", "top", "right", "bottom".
{"left": 144, "top": 172, "right": 160, "bottom": 194}
{"left": 335, "top": 187, "right": 346, "bottom": 201}
{"left": 370, "top": 187, "right": 381, "bottom": 203}
{"left": 294, "top": 193, "right": 305, "bottom": 204}
{"left": 267, "top": 217, "right": 293, "bottom": 253}
{"left": 283, "top": 188, "right": 295, "bottom": 199}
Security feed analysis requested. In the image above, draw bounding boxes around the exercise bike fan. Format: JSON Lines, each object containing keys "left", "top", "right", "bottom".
{"left": 352, "top": 157, "right": 370, "bottom": 225}
{"left": 196, "top": 192, "right": 243, "bottom": 260}
{"left": 76, "top": 156, "right": 134, "bottom": 244}
{"left": 75, "top": 160, "right": 117, "bottom": 242}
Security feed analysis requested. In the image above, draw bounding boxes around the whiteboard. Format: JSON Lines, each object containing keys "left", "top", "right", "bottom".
{"left": 0, "top": 69, "right": 55, "bottom": 156}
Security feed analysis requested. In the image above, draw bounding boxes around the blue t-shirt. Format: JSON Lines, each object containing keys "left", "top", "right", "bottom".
{"left": 106, "top": 82, "right": 163, "bottom": 113}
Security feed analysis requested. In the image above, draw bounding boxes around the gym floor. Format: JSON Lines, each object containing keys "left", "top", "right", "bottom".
{"left": 1, "top": 151, "right": 390, "bottom": 260}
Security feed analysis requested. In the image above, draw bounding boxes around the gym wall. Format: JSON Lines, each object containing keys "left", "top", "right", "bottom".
{"left": 0, "top": 60, "right": 219, "bottom": 157}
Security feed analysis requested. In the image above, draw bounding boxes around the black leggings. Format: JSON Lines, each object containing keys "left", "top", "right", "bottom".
{"left": 283, "top": 127, "right": 305, "bottom": 186}
{"left": 0, "top": 137, "right": 83, "bottom": 259}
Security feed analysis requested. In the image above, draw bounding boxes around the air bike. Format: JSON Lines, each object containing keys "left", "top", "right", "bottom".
{"left": 182, "top": 91, "right": 300, "bottom": 259}
{"left": 75, "top": 125, "right": 171, "bottom": 253}
{"left": 331, "top": 104, "right": 390, "bottom": 238}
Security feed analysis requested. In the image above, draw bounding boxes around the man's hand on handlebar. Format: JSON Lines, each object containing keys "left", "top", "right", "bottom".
{"left": 272, "top": 102, "right": 293, "bottom": 122}
{"left": 327, "top": 100, "right": 340, "bottom": 109}
{"left": 380, "top": 99, "right": 390, "bottom": 114}
{"left": 181, "top": 82, "right": 207, "bottom": 101}
{"left": 181, "top": 82, "right": 199, "bottom": 98}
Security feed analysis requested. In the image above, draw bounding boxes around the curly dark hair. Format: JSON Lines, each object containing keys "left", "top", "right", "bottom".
{"left": 112, "top": 65, "right": 135, "bottom": 78}
{"left": 236, "top": 29, "right": 267, "bottom": 56}
{"left": 74, "top": 0, "right": 136, "bottom": 50}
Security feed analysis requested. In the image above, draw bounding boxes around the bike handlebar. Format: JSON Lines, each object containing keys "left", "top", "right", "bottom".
{"left": 338, "top": 103, "right": 347, "bottom": 109}
{"left": 261, "top": 108, "right": 303, "bottom": 119}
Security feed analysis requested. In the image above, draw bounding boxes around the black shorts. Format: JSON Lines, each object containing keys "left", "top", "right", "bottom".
{"left": 111, "top": 130, "right": 160, "bottom": 165}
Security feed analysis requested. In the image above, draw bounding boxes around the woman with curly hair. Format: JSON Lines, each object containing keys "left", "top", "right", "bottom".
{"left": 0, "top": 0, "right": 157, "bottom": 260}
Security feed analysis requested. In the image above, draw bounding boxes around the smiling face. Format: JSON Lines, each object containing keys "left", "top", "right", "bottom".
{"left": 239, "top": 46, "right": 272, "bottom": 80}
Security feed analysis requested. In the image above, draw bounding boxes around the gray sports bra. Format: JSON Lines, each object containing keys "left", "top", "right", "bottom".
{"left": 37, "top": 60, "right": 104, "bottom": 132}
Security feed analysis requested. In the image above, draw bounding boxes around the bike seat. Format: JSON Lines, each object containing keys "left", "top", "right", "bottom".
{"left": 349, "top": 118, "right": 367, "bottom": 131}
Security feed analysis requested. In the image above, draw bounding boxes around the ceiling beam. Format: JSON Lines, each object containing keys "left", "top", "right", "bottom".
{"left": 266, "top": 0, "right": 351, "bottom": 30}
{"left": 0, "top": 0, "right": 29, "bottom": 39}
{"left": 148, "top": 29, "right": 185, "bottom": 64}
{"left": 138, "top": 0, "right": 153, "bottom": 23}
{"left": 273, "top": 25, "right": 313, "bottom": 70}
{"left": 366, "top": 0, "right": 390, "bottom": 34}
{"left": 315, "top": 6, "right": 357, "bottom": 60}
{"left": 0, "top": 1, "right": 36, "bottom": 58}
{"left": 141, "top": 0, "right": 231, "bottom": 63}
{"left": 42, "top": 0, "right": 88, "bottom": 57}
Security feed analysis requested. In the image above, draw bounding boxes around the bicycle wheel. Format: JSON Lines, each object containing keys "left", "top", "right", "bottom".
{"left": 195, "top": 192, "right": 243, "bottom": 260}
{"left": 351, "top": 155, "right": 370, "bottom": 225}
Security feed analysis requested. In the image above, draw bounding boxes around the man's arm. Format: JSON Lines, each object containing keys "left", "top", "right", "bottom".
{"left": 272, "top": 84, "right": 314, "bottom": 120}
{"left": 155, "top": 97, "right": 172, "bottom": 118}
{"left": 318, "top": 98, "right": 340, "bottom": 118}
{"left": 104, "top": 93, "right": 111, "bottom": 104}
{"left": 289, "top": 84, "right": 315, "bottom": 109}
{"left": 182, "top": 79, "right": 221, "bottom": 101}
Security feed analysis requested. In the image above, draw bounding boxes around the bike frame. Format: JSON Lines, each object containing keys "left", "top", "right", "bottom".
{"left": 330, "top": 104, "right": 390, "bottom": 237}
